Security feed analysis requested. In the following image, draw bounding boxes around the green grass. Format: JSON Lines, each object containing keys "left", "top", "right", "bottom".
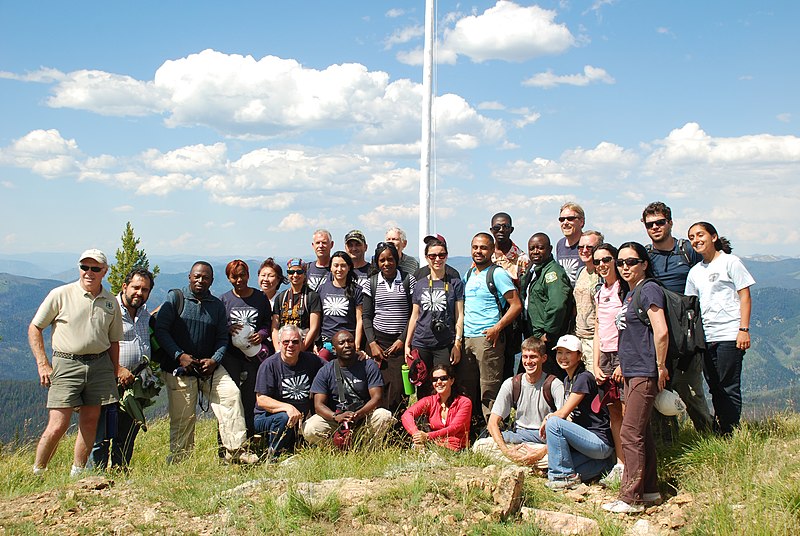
{"left": 3, "top": 412, "right": 800, "bottom": 534}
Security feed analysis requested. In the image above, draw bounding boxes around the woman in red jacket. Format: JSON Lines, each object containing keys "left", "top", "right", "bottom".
{"left": 401, "top": 364, "right": 472, "bottom": 450}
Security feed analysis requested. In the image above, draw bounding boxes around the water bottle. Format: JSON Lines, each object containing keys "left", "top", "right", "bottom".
{"left": 401, "top": 364, "right": 414, "bottom": 396}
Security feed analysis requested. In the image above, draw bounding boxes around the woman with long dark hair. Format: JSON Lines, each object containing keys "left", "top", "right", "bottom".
{"left": 591, "top": 243, "right": 628, "bottom": 484}
{"left": 363, "top": 242, "right": 416, "bottom": 414}
{"left": 317, "top": 250, "right": 364, "bottom": 349}
{"left": 405, "top": 236, "right": 465, "bottom": 398}
{"left": 400, "top": 364, "right": 472, "bottom": 450}
{"left": 603, "top": 242, "right": 667, "bottom": 514}
{"left": 271, "top": 258, "right": 322, "bottom": 352}
{"left": 220, "top": 259, "right": 272, "bottom": 437}
{"left": 686, "top": 222, "right": 754, "bottom": 436}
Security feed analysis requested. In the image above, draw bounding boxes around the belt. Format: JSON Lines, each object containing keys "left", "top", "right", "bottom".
{"left": 53, "top": 350, "right": 107, "bottom": 361}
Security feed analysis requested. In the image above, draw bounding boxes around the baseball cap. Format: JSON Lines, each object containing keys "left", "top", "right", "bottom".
{"left": 423, "top": 234, "right": 447, "bottom": 246}
{"left": 78, "top": 248, "right": 108, "bottom": 265}
{"left": 552, "top": 334, "right": 581, "bottom": 353}
{"left": 286, "top": 258, "right": 306, "bottom": 270}
{"left": 344, "top": 230, "right": 366, "bottom": 244}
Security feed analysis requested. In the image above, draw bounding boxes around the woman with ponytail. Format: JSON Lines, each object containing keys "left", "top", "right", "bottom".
{"left": 685, "top": 222, "right": 755, "bottom": 436}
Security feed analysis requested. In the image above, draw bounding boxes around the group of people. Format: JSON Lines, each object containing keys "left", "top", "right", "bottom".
{"left": 28, "top": 201, "right": 755, "bottom": 515}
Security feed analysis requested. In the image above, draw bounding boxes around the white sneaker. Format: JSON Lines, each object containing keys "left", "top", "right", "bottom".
{"left": 643, "top": 492, "right": 662, "bottom": 505}
{"left": 69, "top": 465, "right": 86, "bottom": 478}
{"left": 33, "top": 465, "right": 46, "bottom": 476}
{"left": 602, "top": 500, "right": 644, "bottom": 514}
{"left": 600, "top": 464, "right": 623, "bottom": 487}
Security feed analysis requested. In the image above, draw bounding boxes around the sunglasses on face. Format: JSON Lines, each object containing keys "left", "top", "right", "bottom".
{"left": 80, "top": 265, "right": 103, "bottom": 273}
{"left": 592, "top": 256, "right": 614, "bottom": 266}
{"left": 426, "top": 253, "right": 447, "bottom": 260}
{"left": 644, "top": 218, "right": 669, "bottom": 229}
{"left": 558, "top": 216, "right": 579, "bottom": 223}
{"left": 281, "top": 339, "right": 301, "bottom": 346}
{"left": 616, "top": 258, "right": 645, "bottom": 267}
{"left": 287, "top": 270, "right": 305, "bottom": 275}
{"left": 432, "top": 375, "right": 450, "bottom": 383}
{"left": 490, "top": 223, "right": 511, "bottom": 232}
{"left": 578, "top": 244, "right": 594, "bottom": 251}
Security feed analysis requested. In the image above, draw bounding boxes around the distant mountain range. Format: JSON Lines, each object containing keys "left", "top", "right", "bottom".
{"left": 2, "top": 255, "right": 799, "bottom": 441}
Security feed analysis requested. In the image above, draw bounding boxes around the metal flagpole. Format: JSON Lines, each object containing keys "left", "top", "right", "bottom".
{"left": 419, "top": 0, "right": 434, "bottom": 255}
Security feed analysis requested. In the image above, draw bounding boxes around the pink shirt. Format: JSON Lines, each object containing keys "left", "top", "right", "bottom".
{"left": 401, "top": 394, "right": 472, "bottom": 451}
{"left": 596, "top": 279, "right": 623, "bottom": 353}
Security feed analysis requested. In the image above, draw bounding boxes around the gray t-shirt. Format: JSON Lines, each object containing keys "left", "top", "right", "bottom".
{"left": 491, "top": 373, "right": 565, "bottom": 430}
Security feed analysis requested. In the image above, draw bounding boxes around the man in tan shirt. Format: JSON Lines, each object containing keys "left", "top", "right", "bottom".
{"left": 29, "top": 249, "right": 124, "bottom": 476}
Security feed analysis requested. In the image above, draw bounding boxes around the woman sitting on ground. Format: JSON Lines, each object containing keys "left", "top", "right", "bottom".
{"left": 592, "top": 243, "right": 628, "bottom": 484}
{"left": 401, "top": 364, "right": 472, "bottom": 451}
{"left": 272, "top": 258, "right": 322, "bottom": 353}
{"left": 543, "top": 335, "right": 614, "bottom": 490}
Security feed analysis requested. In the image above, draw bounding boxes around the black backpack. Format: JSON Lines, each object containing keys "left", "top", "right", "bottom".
{"left": 149, "top": 288, "right": 185, "bottom": 369}
{"left": 465, "top": 264, "right": 506, "bottom": 316}
{"left": 511, "top": 373, "right": 557, "bottom": 413}
{"left": 631, "top": 279, "right": 705, "bottom": 372}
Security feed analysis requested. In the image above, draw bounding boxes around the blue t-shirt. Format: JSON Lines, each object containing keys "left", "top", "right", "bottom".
{"left": 310, "top": 358, "right": 384, "bottom": 411}
{"left": 306, "top": 263, "right": 331, "bottom": 292}
{"left": 563, "top": 369, "right": 612, "bottom": 447}
{"left": 647, "top": 239, "right": 701, "bottom": 294}
{"left": 463, "top": 266, "right": 515, "bottom": 338}
{"left": 617, "top": 280, "right": 664, "bottom": 378}
{"left": 220, "top": 289, "right": 272, "bottom": 359}
{"left": 411, "top": 275, "right": 465, "bottom": 348}
{"left": 317, "top": 280, "right": 363, "bottom": 340}
{"left": 555, "top": 237, "right": 584, "bottom": 287}
{"left": 254, "top": 351, "right": 324, "bottom": 415}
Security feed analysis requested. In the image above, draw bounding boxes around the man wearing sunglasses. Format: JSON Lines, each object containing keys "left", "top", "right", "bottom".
{"left": 555, "top": 202, "right": 586, "bottom": 287}
{"left": 254, "top": 324, "right": 324, "bottom": 459}
{"left": 489, "top": 212, "right": 529, "bottom": 284}
{"left": 29, "top": 249, "right": 124, "bottom": 477}
{"left": 642, "top": 201, "right": 712, "bottom": 435}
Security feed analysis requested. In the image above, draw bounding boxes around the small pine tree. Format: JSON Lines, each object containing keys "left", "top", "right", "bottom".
{"left": 108, "top": 222, "right": 160, "bottom": 294}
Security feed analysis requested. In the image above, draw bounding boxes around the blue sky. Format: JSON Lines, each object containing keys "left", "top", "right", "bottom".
{"left": 1, "top": 1, "right": 798, "bottom": 260}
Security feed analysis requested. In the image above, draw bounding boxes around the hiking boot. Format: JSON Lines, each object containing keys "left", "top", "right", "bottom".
{"left": 600, "top": 463, "right": 624, "bottom": 487}
{"left": 546, "top": 473, "right": 581, "bottom": 490}
{"left": 602, "top": 500, "right": 645, "bottom": 514}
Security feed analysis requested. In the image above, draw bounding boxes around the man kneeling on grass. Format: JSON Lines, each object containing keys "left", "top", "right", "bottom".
{"left": 303, "top": 330, "right": 395, "bottom": 446}
{"left": 472, "top": 337, "right": 564, "bottom": 467}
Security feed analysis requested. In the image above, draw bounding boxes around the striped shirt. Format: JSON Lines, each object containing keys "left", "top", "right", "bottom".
{"left": 364, "top": 272, "right": 416, "bottom": 335}
{"left": 117, "top": 295, "right": 151, "bottom": 371}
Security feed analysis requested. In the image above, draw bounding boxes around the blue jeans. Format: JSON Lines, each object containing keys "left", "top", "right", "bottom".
{"left": 703, "top": 341, "right": 744, "bottom": 435}
{"left": 546, "top": 416, "right": 614, "bottom": 480}
{"left": 502, "top": 425, "right": 545, "bottom": 444}
{"left": 88, "top": 403, "right": 140, "bottom": 469}
{"left": 253, "top": 412, "right": 296, "bottom": 455}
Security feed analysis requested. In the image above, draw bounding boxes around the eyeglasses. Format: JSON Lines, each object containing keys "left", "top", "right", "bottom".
{"left": 558, "top": 216, "right": 580, "bottom": 223}
{"left": 426, "top": 253, "right": 447, "bottom": 260}
{"left": 287, "top": 270, "right": 305, "bottom": 275}
{"left": 644, "top": 218, "right": 668, "bottom": 229}
{"left": 592, "top": 256, "right": 614, "bottom": 266}
{"left": 577, "top": 244, "right": 594, "bottom": 251}
{"left": 79, "top": 265, "right": 103, "bottom": 273}
{"left": 616, "top": 258, "right": 646, "bottom": 267}
{"left": 432, "top": 375, "right": 450, "bottom": 383}
{"left": 281, "top": 339, "right": 301, "bottom": 346}
{"left": 490, "top": 223, "right": 510, "bottom": 232}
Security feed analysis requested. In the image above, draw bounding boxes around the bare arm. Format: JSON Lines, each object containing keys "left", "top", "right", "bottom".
{"left": 304, "top": 312, "right": 322, "bottom": 352}
{"left": 647, "top": 305, "right": 669, "bottom": 390}
{"left": 451, "top": 300, "right": 465, "bottom": 365}
{"left": 355, "top": 305, "right": 364, "bottom": 350}
{"left": 405, "top": 303, "right": 420, "bottom": 358}
{"left": 736, "top": 287, "right": 752, "bottom": 351}
{"left": 28, "top": 323, "right": 51, "bottom": 386}
{"left": 484, "top": 290, "right": 521, "bottom": 346}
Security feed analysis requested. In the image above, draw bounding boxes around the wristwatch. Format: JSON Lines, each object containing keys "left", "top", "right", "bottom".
{"left": 738, "top": 327, "right": 750, "bottom": 332}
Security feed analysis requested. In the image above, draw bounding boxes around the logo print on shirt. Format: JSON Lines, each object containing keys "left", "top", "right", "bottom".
{"left": 323, "top": 295, "right": 350, "bottom": 316}
{"left": 230, "top": 307, "right": 258, "bottom": 327}
{"left": 281, "top": 374, "right": 310, "bottom": 400}
{"left": 421, "top": 289, "right": 447, "bottom": 312}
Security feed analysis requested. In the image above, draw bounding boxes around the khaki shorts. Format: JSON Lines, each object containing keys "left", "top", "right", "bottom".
{"left": 47, "top": 354, "right": 118, "bottom": 408}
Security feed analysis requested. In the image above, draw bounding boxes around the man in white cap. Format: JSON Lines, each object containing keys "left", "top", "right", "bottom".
{"left": 29, "top": 248, "right": 124, "bottom": 477}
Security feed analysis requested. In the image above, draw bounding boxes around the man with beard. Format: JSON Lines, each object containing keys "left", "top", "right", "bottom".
{"left": 89, "top": 267, "right": 155, "bottom": 470}
{"left": 462, "top": 233, "right": 522, "bottom": 424}
{"left": 520, "top": 233, "right": 573, "bottom": 379}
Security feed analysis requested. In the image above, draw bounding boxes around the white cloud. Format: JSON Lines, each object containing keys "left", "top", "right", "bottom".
{"left": 514, "top": 112, "right": 541, "bottom": 128}
{"left": 269, "top": 212, "right": 345, "bottom": 232}
{"left": 478, "top": 101, "right": 505, "bottom": 111}
{"left": 438, "top": 1, "right": 575, "bottom": 64}
{"left": 386, "top": 8, "right": 405, "bottom": 18}
{"left": 1, "top": 181, "right": 14, "bottom": 189}
{"left": 3, "top": 233, "right": 17, "bottom": 245}
{"left": 522, "top": 65, "right": 615, "bottom": 88}
{"left": 113, "top": 205, "right": 134, "bottom": 212}
{"left": 656, "top": 27, "right": 675, "bottom": 37}
{"left": 0, "top": 129, "right": 81, "bottom": 178}
{"left": 384, "top": 25, "right": 424, "bottom": 49}
{"left": 777, "top": 113, "right": 791, "bottom": 123}
{"left": 358, "top": 204, "right": 419, "bottom": 228}
{"left": 396, "top": 47, "right": 424, "bottom": 66}
{"left": 47, "top": 70, "right": 169, "bottom": 116}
